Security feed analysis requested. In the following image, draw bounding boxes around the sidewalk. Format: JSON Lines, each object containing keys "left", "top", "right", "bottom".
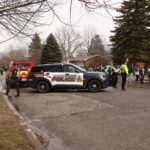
{"left": 127, "top": 81, "right": 150, "bottom": 89}
{"left": 0, "top": 93, "right": 34, "bottom": 150}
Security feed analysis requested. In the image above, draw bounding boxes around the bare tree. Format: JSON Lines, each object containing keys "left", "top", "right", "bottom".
{"left": 0, "top": 48, "right": 26, "bottom": 67}
{"left": 0, "top": 0, "right": 119, "bottom": 44}
{"left": 0, "top": 0, "right": 59, "bottom": 43}
{"left": 78, "top": 0, "right": 120, "bottom": 10}
{"left": 56, "top": 26, "right": 84, "bottom": 62}
{"left": 81, "top": 27, "right": 96, "bottom": 55}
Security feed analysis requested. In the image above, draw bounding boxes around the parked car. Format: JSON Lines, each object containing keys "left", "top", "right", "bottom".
{"left": 28, "top": 63, "right": 109, "bottom": 93}
{"left": 6, "top": 60, "right": 35, "bottom": 86}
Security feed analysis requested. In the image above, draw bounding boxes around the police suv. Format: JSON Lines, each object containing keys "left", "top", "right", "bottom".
{"left": 28, "top": 63, "right": 109, "bottom": 93}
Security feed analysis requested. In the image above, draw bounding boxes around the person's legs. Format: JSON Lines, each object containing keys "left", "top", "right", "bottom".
{"left": 114, "top": 74, "right": 118, "bottom": 88}
{"left": 112, "top": 74, "right": 115, "bottom": 87}
{"left": 136, "top": 75, "right": 139, "bottom": 81}
{"left": 140, "top": 75, "right": 144, "bottom": 84}
{"left": 137, "top": 75, "right": 140, "bottom": 81}
{"left": 121, "top": 73, "right": 126, "bottom": 90}
{"left": 14, "top": 80, "right": 20, "bottom": 96}
{"left": 109, "top": 74, "right": 113, "bottom": 86}
{"left": 6, "top": 80, "right": 10, "bottom": 95}
{"left": 140, "top": 75, "right": 142, "bottom": 83}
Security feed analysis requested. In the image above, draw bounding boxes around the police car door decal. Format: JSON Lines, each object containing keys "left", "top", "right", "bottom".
{"left": 62, "top": 73, "right": 84, "bottom": 86}
{"left": 44, "top": 72, "right": 83, "bottom": 86}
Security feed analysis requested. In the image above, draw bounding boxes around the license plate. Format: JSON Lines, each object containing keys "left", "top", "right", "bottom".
{"left": 21, "top": 78, "right": 27, "bottom": 81}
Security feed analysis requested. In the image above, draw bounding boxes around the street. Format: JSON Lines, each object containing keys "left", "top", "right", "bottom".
{"left": 11, "top": 84, "right": 150, "bottom": 150}
{"left": 0, "top": 1, "right": 150, "bottom": 150}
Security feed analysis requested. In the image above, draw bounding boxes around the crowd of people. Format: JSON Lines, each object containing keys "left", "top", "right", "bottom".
{"left": 86, "top": 62, "right": 150, "bottom": 90}
{"left": 1, "top": 62, "right": 150, "bottom": 97}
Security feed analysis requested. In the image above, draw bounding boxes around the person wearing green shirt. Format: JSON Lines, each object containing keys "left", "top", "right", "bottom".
{"left": 120, "top": 62, "right": 129, "bottom": 90}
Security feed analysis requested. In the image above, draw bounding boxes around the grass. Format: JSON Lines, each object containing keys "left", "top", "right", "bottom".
{"left": 0, "top": 94, "right": 34, "bottom": 150}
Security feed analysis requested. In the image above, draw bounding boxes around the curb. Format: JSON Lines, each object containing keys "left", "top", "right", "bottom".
{"left": 2, "top": 94, "right": 45, "bottom": 150}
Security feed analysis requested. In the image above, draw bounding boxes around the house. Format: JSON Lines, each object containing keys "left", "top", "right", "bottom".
{"left": 69, "top": 53, "right": 112, "bottom": 69}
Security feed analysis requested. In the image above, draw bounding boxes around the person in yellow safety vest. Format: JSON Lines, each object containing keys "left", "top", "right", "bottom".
{"left": 120, "top": 62, "right": 129, "bottom": 90}
{"left": 112, "top": 65, "right": 120, "bottom": 88}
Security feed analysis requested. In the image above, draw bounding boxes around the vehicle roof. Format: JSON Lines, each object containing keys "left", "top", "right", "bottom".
{"left": 33, "top": 63, "right": 73, "bottom": 67}
{"left": 11, "top": 60, "right": 33, "bottom": 63}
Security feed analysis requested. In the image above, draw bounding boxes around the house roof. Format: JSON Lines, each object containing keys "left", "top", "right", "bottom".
{"left": 70, "top": 55, "right": 101, "bottom": 62}
{"left": 70, "top": 53, "right": 112, "bottom": 62}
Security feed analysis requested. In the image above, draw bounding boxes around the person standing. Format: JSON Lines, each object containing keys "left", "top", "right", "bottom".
{"left": 100, "top": 64, "right": 105, "bottom": 72}
{"left": 128, "top": 65, "right": 133, "bottom": 83}
{"left": 135, "top": 65, "right": 140, "bottom": 82}
{"left": 6, "top": 64, "right": 20, "bottom": 97}
{"left": 112, "top": 65, "right": 120, "bottom": 88}
{"left": 120, "top": 62, "right": 129, "bottom": 90}
{"left": 140, "top": 66, "right": 145, "bottom": 84}
{"left": 147, "top": 67, "right": 150, "bottom": 83}
{"left": 147, "top": 67, "right": 150, "bottom": 84}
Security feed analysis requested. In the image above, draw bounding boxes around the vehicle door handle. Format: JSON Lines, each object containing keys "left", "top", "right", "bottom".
{"left": 65, "top": 73, "right": 69, "bottom": 76}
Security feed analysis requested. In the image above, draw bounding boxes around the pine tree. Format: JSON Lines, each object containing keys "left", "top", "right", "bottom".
{"left": 40, "top": 33, "right": 62, "bottom": 64}
{"left": 29, "top": 33, "right": 42, "bottom": 64}
{"left": 88, "top": 34, "right": 105, "bottom": 55}
{"left": 110, "top": 0, "right": 150, "bottom": 63}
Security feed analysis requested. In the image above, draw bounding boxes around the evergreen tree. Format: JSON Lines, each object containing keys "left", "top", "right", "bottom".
{"left": 110, "top": 0, "right": 150, "bottom": 63}
{"left": 29, "top": 33, "right": 42, "bottom": 64}
{"left": 88, "top": 34, "right": 105, "bottom": 55}
{"left": 40, "top": 33, "right": 62, "bottom": 64}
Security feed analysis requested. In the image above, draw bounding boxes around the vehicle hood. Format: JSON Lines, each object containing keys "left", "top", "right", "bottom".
{"left": 84, "top": 71, "right": 106, "bottom": 76}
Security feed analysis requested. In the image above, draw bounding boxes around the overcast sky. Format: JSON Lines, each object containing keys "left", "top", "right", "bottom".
{"left": 0, "top": 0, "right": 122, "bottom": 54}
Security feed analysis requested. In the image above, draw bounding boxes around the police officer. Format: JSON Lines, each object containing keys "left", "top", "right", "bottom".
{"left": 6, "top": 64, "right": 20, "bottom": 97}
{"left": 120, "top": 62, "right": 128, "bottom": 90}
{"left": 112, "top": 65, "right": 120, "bottom": 88}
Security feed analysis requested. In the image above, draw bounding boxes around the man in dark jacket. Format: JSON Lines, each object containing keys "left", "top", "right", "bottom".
{"left": 120, "top": 62, "right": 128, "bottom": 90}
{"left": 6, "top": 64, "right": 20, "bottom": 97}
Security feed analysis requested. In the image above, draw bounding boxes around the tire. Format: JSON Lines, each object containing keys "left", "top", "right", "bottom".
{"left": 88, "top": 79, "right": 102, "bottom": 92}
{"left": 37, "top": 81, "right": 49, "bottom": 93}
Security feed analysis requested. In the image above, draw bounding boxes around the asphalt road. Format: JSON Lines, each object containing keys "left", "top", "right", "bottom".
{"left": 9, "top": 83, "right": 150, "bottom": 150}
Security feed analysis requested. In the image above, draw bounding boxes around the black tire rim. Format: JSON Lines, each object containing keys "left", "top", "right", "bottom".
{"left": 38, "top": 81, "right": 49, "bottom": 93}
{"left": 88, "top": 80, "right": 101, "bottom": 92}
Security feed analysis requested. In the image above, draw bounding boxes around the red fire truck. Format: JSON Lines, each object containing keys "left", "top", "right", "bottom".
{"left": 6, "top": 60, "right": 35, "bottom": 86}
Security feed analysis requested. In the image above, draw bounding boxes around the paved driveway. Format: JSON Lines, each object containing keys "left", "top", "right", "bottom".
{"left": 13, "top": 84, "right": 150, "bottom": 150}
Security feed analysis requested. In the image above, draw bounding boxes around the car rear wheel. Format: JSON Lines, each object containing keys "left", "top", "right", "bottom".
{"left": 88, "top": 79, "right": 102, "bottom": 92}
{"left": 37, "top": 81, "right": 49, "bottom": 93}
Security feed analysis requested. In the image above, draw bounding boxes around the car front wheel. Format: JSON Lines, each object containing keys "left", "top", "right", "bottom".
{"left": 88, "top": 79, "right": 102, "bottom": 92}
{"left": 37, "top": 81, "right": 49, "bottom": 93}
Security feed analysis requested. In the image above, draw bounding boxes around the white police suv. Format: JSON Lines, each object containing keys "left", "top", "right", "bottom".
{"left": 28, "top": 63, "right": 109, "bottom": 93}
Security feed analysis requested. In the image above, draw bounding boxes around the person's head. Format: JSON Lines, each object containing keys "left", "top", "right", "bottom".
{"left": 13, "top": 64, "right": 17, "bottom": 69}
